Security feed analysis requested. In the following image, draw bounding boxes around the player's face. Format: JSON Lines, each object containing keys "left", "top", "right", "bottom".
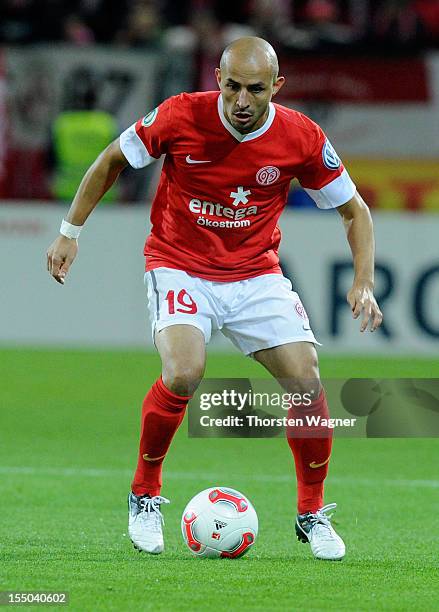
{"left": 215, "top": 64, "right": 285, "bottom": 134}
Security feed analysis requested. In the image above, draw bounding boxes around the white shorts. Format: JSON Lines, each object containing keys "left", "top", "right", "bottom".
{"left": 144, "top": 268, "right": 320, "bottom": 356}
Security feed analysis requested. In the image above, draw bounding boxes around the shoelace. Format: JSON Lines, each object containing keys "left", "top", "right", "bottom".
{"left": 138, "top": 495, "right": 170, "bottom": 529}
{"left": 308, "top": 503, "right": 337, "bottom": 539}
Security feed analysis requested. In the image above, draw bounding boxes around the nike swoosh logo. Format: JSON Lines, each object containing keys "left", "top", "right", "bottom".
{"left": 186, "top": 155, "right": 211, "bottom": 164}
{"left": 142, "top": 453, "right": 166, "bottom": 462}
{"left": 309, "top": 457, "right": 330, "bottom": 469}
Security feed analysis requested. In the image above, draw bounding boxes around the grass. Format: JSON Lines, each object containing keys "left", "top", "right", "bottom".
{"left": 1, "top": 349, "right": 438, "bottom": 611}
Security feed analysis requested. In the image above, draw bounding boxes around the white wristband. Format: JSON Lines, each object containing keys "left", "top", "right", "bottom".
{"left": 60, "top": 219, "right": 83, "bottom": 240}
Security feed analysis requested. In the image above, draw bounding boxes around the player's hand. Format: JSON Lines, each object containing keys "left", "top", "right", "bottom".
{"left": 347, "top": 282, "right": 383, "bottom": 332}
{"left": 46, "top": 235, "right": 78, "bottom": 285}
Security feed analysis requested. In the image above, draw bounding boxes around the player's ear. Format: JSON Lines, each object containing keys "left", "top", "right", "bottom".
{"left": 272, "top": 76, "right": 285, "bottom": 97}
{"left": 215, "top": 68, "right": 221, "bottom": 88}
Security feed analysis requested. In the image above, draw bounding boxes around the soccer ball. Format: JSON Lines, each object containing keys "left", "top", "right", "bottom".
{"left": 181, "top": 487, "right": 258, "bottom": 558}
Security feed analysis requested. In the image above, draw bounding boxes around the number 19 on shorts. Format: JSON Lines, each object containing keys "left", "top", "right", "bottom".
{"left": 165, "top": 290, "right": 198, "bottom": 315}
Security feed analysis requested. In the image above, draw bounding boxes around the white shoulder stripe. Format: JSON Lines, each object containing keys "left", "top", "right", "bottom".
{"left": 304, "top": 169, "right": 356, "bottom": 209}
{"left": 119, "top": 123, "right": 156, "bottom": 169}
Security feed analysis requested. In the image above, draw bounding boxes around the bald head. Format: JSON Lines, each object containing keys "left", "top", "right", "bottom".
{"left": 220, "top": 37, "right": 279, "bottom": 83}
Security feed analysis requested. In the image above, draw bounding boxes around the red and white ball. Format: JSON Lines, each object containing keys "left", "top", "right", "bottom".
{"left": 181, "top": 487, "right": 258, "bottom": 558}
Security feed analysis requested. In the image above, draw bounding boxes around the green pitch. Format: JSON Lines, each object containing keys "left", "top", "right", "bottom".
{"left": 1, "top": 349, "right": 438, "bottom": 611}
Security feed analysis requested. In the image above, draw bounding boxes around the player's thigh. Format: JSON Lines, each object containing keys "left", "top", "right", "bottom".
{"left": 253, "top": 340, "right": 321, "bottom": 396}
{"left": 155, "top": 324, "right": 206, "bottom": 395}
{"left": 145, "top": 268, "right": 212, "bottom": 394}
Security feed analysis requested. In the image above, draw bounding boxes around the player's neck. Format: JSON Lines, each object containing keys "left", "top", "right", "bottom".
{"left": 217, "top": 95, "right": 275, "bottom": 142}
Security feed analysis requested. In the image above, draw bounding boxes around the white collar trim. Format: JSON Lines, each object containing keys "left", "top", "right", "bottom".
{"left": 217, "top": 94, "right": 276, "bottom": 142}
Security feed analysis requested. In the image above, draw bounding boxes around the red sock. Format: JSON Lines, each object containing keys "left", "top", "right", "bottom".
{"left": 131, "top": 377, "right": 191, "bottom": 497}
{"left": 286, "top": 388, "right": 333, "bottom": 514}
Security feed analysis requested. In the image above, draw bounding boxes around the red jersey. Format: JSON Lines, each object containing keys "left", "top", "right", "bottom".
{"left": 120, "top": 91, "right": 355, "bottom": 282}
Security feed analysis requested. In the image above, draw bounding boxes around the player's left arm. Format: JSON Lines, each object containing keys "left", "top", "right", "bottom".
{"left": 336, "top": 191, "right": 383, "bottom": 332}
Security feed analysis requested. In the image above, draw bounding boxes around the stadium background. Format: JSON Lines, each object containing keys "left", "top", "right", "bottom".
{"left": 1, "top": 1, "right": 438, "bottom": 610}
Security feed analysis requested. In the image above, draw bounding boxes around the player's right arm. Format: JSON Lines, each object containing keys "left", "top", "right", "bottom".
{"left": 46, "top": 139, "right": 128, "bottom": 284}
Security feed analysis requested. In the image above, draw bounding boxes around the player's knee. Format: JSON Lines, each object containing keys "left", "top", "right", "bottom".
{"left": 284, "top": 352, "right": 320, "bottom": 396}
{"left": 289, "top": 378, "right": 321, "bottom": 398}
{"left": 162, "top": 362, "right": 205, "bottom": 396}
{"left": 296, "top": 362, "right": 320, "bottom": 396}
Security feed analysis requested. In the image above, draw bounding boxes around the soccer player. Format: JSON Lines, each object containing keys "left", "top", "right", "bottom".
{"left": 47, "top": 37, "right": 383, "bottom": 561}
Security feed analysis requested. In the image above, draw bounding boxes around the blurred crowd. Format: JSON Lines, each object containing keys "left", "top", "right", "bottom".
{"left": 1, "top": 0, "right": 438, "bottom": 205}
{"left": 1, "top": 0, "right": 439, "bottom": 53}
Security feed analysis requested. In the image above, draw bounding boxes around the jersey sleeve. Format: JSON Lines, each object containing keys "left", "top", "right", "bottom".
{"left": 296, "top": 121, "right": 356, "bottom": 209}
{"left": 119, "top": 97, "right": 174, "bottom": 169}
